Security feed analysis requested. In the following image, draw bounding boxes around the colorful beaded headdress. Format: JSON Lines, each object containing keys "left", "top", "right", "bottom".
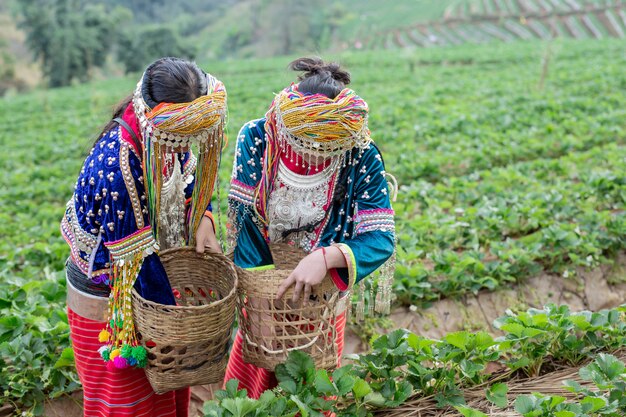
{"left": 255, "top": 83, "right": 371, "bottom": 228}
{"left": 132, "top": 70, "right": 227, "bottom": 244}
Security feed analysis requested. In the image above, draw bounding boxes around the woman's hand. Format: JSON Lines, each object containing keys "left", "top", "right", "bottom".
{"left": 275, "top": 246, "right": 347, "bottom": 303}
{"left": 195, "top": 216, "right": 222, "bottom": 254}
{"left": 276, "top": 250, "right": 327, "bottom": 303}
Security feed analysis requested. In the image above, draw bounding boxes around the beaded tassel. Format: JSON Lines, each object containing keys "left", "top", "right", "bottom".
{"left": 188, "top": 127, "right": 223, "bottom": 246}
{"left": 99, "top": 251, "right": 148, "bottom": 369}
{"left": 374, "top": 247, "right": 396, "bottom": 315}
{"left": 356, "top": 281, "right": 366, "bottom": 322}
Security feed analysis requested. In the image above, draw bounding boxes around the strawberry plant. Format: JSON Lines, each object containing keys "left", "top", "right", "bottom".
{"left": 204, "top": 304, "right": 626, "bottom": 416}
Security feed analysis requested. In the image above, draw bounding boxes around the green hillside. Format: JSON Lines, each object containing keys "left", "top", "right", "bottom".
{"left": 1, "top": 39, "right": 625, "bottom": 414}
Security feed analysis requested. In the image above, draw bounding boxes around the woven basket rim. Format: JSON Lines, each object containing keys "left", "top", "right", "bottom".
{"left": 132, "top": 247, "right": 238, "bottom": 311}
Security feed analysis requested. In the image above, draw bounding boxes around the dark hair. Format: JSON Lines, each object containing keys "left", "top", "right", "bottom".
{"left": 94, "top": 57, "right": 207, "bottom": 144}
{"left": 289, "top": 57, "right": 350, "bottom": 99}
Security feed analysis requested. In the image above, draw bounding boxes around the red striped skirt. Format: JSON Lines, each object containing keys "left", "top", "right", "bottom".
{"left": 223, "top": 311, "right": 347, "bottom": 399}
{"left": 68, "top": 307, "right": 190, "bottom": 417}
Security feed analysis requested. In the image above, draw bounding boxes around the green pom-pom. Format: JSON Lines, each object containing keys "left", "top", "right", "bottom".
{"left": 101, "top": 348, "right": 111, "bottom": 361}
{"left": 137, "top": 357, "right": 148, "bottom": 368}
{"left": 109, "top": 319, "right": 115, "bottom": 329}
{"left": 131, "top": 345, "right": 147, "bottom": 362}
{"left": 120, "top": 344, "right": 132, "bottom": 359}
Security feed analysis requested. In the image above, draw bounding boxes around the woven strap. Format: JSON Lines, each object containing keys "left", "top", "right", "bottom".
{"left": 114, "top": 117, "right": 142, "bottom": 153}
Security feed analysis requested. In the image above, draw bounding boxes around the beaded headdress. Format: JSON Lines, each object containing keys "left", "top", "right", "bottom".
{"left": 132, "top": 70, "right": 227, "bottom": 244}
{"left": 255, "top": 84, "right": 371, "bottom": 228}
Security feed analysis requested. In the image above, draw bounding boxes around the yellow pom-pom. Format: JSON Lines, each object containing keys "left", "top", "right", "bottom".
{"left": 98, "top": 329, "right": 110, "bottom": 343}
{"left": 110, "top": 349, "right": 121, "bottom": 359}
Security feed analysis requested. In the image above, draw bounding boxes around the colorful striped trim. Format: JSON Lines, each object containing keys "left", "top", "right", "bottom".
{"left": 229, "top": 179, "right": 256, "bottom": 206}
{"left": 354, "top": 208, "right": 395, "bottom": 235}
{"left": 332, "top": 243, "right": 357, "bottom": 288}
{"left": 104, "top": 226, "right": 156, "bottom": 261}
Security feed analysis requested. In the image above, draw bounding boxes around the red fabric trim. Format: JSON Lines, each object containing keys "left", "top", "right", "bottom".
{"left": 279, "top": 142, "right": 332, "bottom": 174}
{"left": 68, "top": 307, "right": 189, "bottom": 416}
{"left": 121, "top": 103, "right": 143, "bottom": 155}
{"left": 223, "top": 311, "right": 347, "bottom": 399}
{"left": 329, "top": 269, "right": 349, "bottom": 291}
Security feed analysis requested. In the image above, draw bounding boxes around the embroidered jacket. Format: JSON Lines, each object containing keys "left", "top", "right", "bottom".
{"left": 228, "top": 118, "right": 395, "bottom": 290}
{"left": 61, "top": 124, "right": 201, "bottom": 300}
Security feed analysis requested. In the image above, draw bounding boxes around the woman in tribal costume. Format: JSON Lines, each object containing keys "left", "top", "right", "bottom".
{"left": 224, "top": 57, "right": 396, "bottom": 397}
{"left": 61, "top": 57, "right": 226, "bottom": 416}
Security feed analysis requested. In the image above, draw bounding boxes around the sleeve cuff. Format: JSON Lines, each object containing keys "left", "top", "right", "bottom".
{"left": 329, "top": 243, "right": 357, "bottom": 290}
{"left": 104, "top": 226, "right": 157, "bottom": 262}
{"left": 245, "top": 264, "right": 275, "bottom": 271}
{"left": 204, "top": 210, "right": 215, "bottom": 232}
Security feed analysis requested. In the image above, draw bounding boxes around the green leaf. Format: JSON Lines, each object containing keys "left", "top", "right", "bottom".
{"left": 514, "top": 395, "right": 536, "bottom": 414}
{"left": 279, "top": 380, "right": 297, "bottom": 395}
{"left": 285, "top": 350, "right": 315, "bottom": 383}
{"left": 498, "top": 322, "right": 525, "bottom": 337}
{"left": 364, "top": 392, "right": 386, "bottom": 407}
{"left": 460, "top": 359, "right": 484, "bottom": 378}
{"left": 553, "top": 411, "right": 575, "bottom": 417}
{"left": 336, "top": 373, "right": 355, "bottom": 396}
{"left": 485, "top": 383, "right": 509, "bottom": 408}
{"left": 352, "top": 377, "right": 371, "bottom": 400}
{"left": 595, "top": 353, "right": 625, "bottom": 380}
{"left": 580, "top": 396, "right": 607, "bottom": 413}
{"left": 0, "top": 316, "right": 24, "bottom": 340}
{"left": 290, "top": 395, "right": 311, "bottom": 417}
{"left": 521, "top": 327, "right": 546, "bottom": 338}
{"left": 474, "top": 332, "right": 495, "bottom": 349}
{"left": 549, "top": 395, "right": 566, "bottom": 408}
{"left": 314, "top": 369, "right": 336, "bottom": 395}
{"left": 454, "top": 405, "right": 488, "bottom": 417}
{"left": 53, "top": 347, "right": 74, "bottom": 369}
{"left": 445, "top": 331, "right": 470, "bottom": 350}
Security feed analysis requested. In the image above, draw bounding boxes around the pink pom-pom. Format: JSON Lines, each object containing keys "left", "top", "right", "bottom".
{"left": 106, "top": 360, "right": 117, "bottom": 372}
{"left": 113, "top": 356, "right": 129, "bottom": 369}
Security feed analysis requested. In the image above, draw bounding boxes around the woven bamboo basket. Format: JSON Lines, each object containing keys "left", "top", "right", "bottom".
{"left": 132, "top": 247, "right": 238, "bottom": 394}
{"left": 237, "top": 243, "right": 342, "bottom": 371}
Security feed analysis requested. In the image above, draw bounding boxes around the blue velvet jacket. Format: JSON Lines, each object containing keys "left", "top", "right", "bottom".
{"left": 228, "top": 119, "right": 395, "bottom": 290}
{"left": 61, "top": 124, "right": 205, "bottom": 304}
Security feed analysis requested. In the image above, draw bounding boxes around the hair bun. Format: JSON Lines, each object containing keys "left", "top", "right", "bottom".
{"left": 324, "top": 62, "right": 351, "bottom": 85}
{"left": 289, "top": 57, "right": 351, "bottom": 86}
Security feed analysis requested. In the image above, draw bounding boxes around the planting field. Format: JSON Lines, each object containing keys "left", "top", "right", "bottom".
{"left": 363, "top": 0, "right": 626, "bottom": 50}
{"left": 0, "top": 39, "right": 625, "bottom": 415}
